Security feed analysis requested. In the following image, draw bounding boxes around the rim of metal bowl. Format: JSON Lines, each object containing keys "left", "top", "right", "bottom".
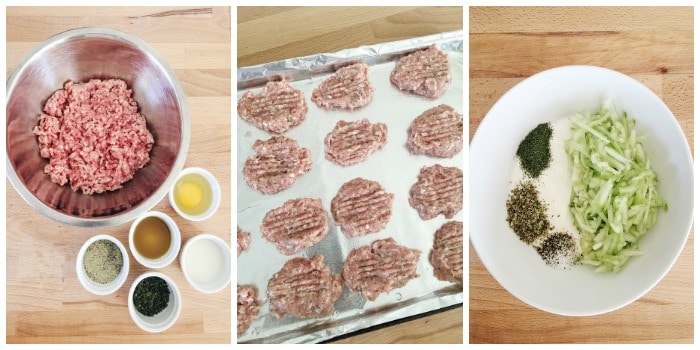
{"left": 5, "top": 27, "right": 190, "bottom": 228}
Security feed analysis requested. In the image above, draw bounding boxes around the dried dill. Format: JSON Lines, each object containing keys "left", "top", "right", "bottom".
{"left": 506, "top": 181, "right": 552, "bottom": 244}
{"left": 133, "top": 276, "right": 170, "bottom": 317}
{"left": 516, "top": 122, "right": 553, "bottom": 178}
{"left": 536, "top": 232, "right": 580, "bottom": 268}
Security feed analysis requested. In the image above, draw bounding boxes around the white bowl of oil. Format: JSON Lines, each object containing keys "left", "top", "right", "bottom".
{"left": 129, "top": 211, "right": 181, "bottom": 269}
{"left": 169, "top": 167, "right": 221, "bottom": 221}
{"left": 180, "top": 233, "right": 231, "bottom": 294}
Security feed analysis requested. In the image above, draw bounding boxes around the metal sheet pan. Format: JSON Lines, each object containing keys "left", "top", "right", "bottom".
{"left": 236, "top": 30, "right": 463, "bottom": 344}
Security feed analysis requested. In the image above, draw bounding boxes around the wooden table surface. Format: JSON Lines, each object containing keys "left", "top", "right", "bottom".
{"left": 469, "top": 7, "right": 693, "bottom": 344}
{"left": 6, "top": 7, "right": 231, "bottom": 344}
{"left": 238, "top": 6, "right": 463, "bottom": 344}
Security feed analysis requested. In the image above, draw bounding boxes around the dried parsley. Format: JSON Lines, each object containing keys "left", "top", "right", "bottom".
{"left": 83, "top": 239, "right": 123, "bottom": 284}
{"left": 516, "top": 122, "right": 553, "bottom": 178}
{"left": 536, "top": 232, "right": 580, "bottom": 268}
{"left": 133, "top": 276, "right": 170, "bottom": 317}
{"left": 506, "top": 181, "right": 551, "bottom": 244}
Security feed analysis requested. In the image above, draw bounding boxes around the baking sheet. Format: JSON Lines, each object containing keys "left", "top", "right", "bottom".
{"left": 236, "top": 31, "right": 463, "bottom": 344}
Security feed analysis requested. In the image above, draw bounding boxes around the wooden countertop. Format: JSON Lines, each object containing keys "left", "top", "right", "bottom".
{"left": 469, "top": 7, "right": 693, "bottom": 344}
{"left": 6, "top": 7, "right": 231, "bottom": 344}
{"left": 238, "top": 6, "right": 463, "bottom": 344}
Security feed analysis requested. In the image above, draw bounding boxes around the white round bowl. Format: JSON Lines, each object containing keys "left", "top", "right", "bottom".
{"left": 128, "top": 211, "right": 181, "bottom": 269}
{"left": 470, "top": 65, "right": 693, "bottom": 316}
{"left": 76, "top": 234, "right": 129, "bottom": 295}
{"left": 128, "top": 271, "right": 182, "bottom": 333}
{"left": 180, "top": 234, "right": 231, "bottom": 294}
{"left": 168, "top": 167, "right": 221, "bottom": 221}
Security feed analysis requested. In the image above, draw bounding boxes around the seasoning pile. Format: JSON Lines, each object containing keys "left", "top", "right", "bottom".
{"left": 83, "top": 239, "right": 124, "bottom": 284}
{"left": 506, "top": 122, "right": 580, "bottom": 269}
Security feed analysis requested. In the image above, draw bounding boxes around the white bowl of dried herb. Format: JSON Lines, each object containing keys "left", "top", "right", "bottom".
{"left": 76, "top": 234, "right": 129, "bottom": 295}
{"left": 128, "top": 271, "right": 182, "bottom": 333}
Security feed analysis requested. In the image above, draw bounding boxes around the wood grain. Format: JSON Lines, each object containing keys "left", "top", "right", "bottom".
{"left": 469, "top": 7, "right": 693, "bottom": 344}
{"left": 6, "top": 6, "right": 231, "bottom": 344}
{"left": 237, "top": 6, "right": 463, "bottom": 344}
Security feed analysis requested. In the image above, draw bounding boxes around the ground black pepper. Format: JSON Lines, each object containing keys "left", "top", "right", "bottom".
{"left": 506, "top": 181, "right": 552, "bottom": 244}
{"left": 536, "top": 232, "right": 580, "bottom": 268}
{"left": 133, "top": 276, "right": 170, "bottom": 317}
{"left": 516, "top": 122, "right": 553, "bottom": 178}
{"left": 83, "top": 239, "right": 123, "bottom": 284}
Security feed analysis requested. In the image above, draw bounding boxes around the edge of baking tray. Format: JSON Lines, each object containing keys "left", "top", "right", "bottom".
{"left": 236, "top": 30, "right": 463, "bottom": 89}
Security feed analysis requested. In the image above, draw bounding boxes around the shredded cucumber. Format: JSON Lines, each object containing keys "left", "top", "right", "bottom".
{"left": 565, "top": 100, "right": 667, "bottom": 272}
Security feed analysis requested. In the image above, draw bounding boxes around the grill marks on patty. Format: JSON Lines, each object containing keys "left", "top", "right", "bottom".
{"left": 261, "top": 198, "right": 329, "bottom": 255}
{"left": 237, "top": 78, "right": 308, "bottom": 134}
{"left": 331, "top": 178, "right": 394, "bottom": 237}
{"left": 407, "top": 104, "right": 463, "bottom": 158}
{"left": 429, "top": 221, "right": 463, "bottom": 285}
{"left": 390, "top": 45, "right": 450, "bottom": 98}
{"left": 312, "top": 63, "right": 374, "bottom": 111}
{"left": 409, "top": 164, "right": 463, "bottom": 220}
{"left": 324, "top": 118, "right": 388, "bottom": 166}
{"left": 341, "top": 238, "right": 420, "bottom": 301}
{"left": 242, "top": 136, "right": 312, "bottom": 194}
{"left": 266, "top": 254, "right": 342, "bottom": 319}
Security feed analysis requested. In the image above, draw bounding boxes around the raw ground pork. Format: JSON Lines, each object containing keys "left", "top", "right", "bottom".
{"left": 237, "top": 78, "right": 308, "bottom": 134}
{"left": 311, "top": 62, "right": 374, "bottom": 111}
{"left": 390, "top": 45, "right": 450, "bottom": 98}
{"left": 237, "top": 284, "right": 261, "bottom": 336}
{"left": 324, "top": 118, "right": 388, "bottom": 166}
{"left": 407, "top": 104, "right": 463, "bottom": 158}
{"left": 261, "top": 198, "right": 329, "bottom": 255}
{"left": 33, "top": 79, "right": 154, "bottom": 195}
{"left": 429, "top": 221, "right": 463, "bottom": 285}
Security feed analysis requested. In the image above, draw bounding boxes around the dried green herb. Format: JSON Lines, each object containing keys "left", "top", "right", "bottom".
{"left": 506, "top": 181, "right": 551, "bottom": 244}
{"left": 133, "top": 276, "right": 170, "bottom": 317}
{"left": 517, "top": 122, "right": 553, "bottom": 178}
{"left": 83, "top": 239, "right": 123, "bottom": 284}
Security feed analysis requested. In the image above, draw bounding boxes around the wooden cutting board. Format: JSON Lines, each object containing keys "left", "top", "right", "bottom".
{"left": 6, "top": 6, "right": 231, "bottom": 344}
{"left": 469, "top": 6, "right": 693, "bottom": 344}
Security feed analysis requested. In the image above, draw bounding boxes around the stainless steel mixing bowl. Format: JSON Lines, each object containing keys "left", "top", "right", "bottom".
{"left": 6, "top": 28, "right": 190, "bottom": 227}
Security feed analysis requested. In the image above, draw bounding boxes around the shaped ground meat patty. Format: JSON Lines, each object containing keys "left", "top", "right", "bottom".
{"left": 237, "top": 78, "right": 307, "bottom": 134}
{"left": 409, "top": 164, "right": 463, "bottom": 220}
{"left": 311, "top": 62, "right": 374, "bottom": 111}
{"left": 390, "top": 45, "right": 450, "bottom": 98}
{"left": 430, "top": 221, "right": 463, "bottom": 285}
{"left": 242, "top": 135, "right": 312, "bottom": 194}
{"left": 266, "top": 254, "right": 342, "bottom": 319}
{"left": 331, "top": 178, "right": 394, "bottom": 237}
{"left": 237, "top": 284, "right": 261, "bottom": 336}
{"left": 341, "top": 238, "right": 420, "bottom": 301}
{"left": 407, "top": 104, "right": 463, "bottom": 158}
{"left": 261, "top": 198, "right": 329, "bottom": 255}
{"left": 237, "top": 226, "right": 250, "bottom": 257}
{"left": 324, "top": 118, "right": 387, "bottom": 166}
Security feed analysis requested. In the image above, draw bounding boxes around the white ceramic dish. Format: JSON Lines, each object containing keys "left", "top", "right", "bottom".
{"left": 128, "top": 271, "right": 182, "bottom": 333}
{"left": 180, "top": 233, "right": 231, "bottom": 294}
{"left": 128, "top": 211, "right": 181, "bottom": 269}
{"left": 168, "top": 167, "right": 221, "bottom": 221}
{"left": 470, "top": 65, "right": 693, "bottom": 316}
{"left": 76, "top": 234, "right": 129, "bottom": 295}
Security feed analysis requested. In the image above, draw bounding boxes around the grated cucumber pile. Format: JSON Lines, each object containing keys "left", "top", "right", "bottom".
{"left": 565, "top": 100, "right": 667, "bottom": 272}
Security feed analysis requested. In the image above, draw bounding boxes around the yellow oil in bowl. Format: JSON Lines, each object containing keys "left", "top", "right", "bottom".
{"left": 173, "top": 172, "right": 213, "bottom": 217}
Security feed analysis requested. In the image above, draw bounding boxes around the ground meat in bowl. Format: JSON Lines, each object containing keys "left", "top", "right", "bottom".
{"left": 33, "top": 79, "right": 154, "bottom": 195}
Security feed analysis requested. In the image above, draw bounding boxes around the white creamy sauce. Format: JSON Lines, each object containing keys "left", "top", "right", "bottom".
{"left": 509, "top": 118, "right": 582, "bottom": 268}
{"left": 185, "top": 239, "right": 226, "bottom": 284}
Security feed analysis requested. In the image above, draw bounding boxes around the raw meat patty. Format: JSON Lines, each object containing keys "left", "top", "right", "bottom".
{"left": 311, "top": 62, "right": 374, "bottom": 111}
{"left": 237, "top": 226, "right": 250, "bottom": 257}
{"left": 330, "top": 178, "right": 394, "bottom": 237}
{"left": 409, "top": 164, "right": 463, "bottom": 220}
{"left": 242, "top": 135, "right": 312, "bottom": 194}
{"left": 407, "top": 104, "right": 463, "bottom": 158}
{"left": 390, "top": 45, "right": 450, "bottom": 98}
{"left": 33, "top": 79, "right": 154, "bottom": 195}
{"left": 266, "top": 254, "right": 342, "bottom": 319}
{"left": 341, "top": 238, "right": 420, "bottom": 301}
{"left": 237, "top": 78, "right": 307, "bottom": 134}
{"left": 430, "top": 221, "right": 463, "bottom": 284}
{"left": 324, "top": 118, "right": 387, "bottom": 166}
{"left": 237, "top": 284, "right": 261, "bottom": 336}
{"left": 261, "top": 198, "right": 329, "bottom": 255}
